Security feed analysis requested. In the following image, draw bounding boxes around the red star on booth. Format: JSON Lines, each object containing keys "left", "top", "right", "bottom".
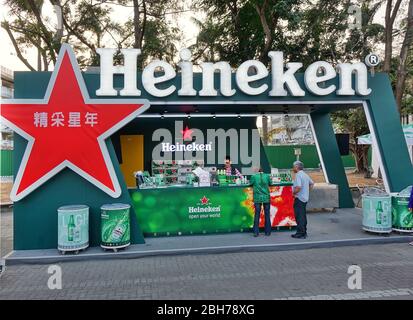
{"left": 200, "top": 196, "right": 209, "bottom": 205}
{"left": 0, "top": 44, "right": 149, "bottom": 201}
{"left": 181, "top": 126, "right": 193, "bottom": 140}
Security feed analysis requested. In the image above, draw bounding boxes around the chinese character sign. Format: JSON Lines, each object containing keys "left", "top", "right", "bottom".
{"left": 33, "top": 112, "right": 99, "bottom": 128}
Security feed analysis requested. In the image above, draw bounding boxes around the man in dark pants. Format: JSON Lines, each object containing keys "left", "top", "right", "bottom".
{"left": 250, "top": 168, "right": 272, "bottom": 237}
{"left": 291, "top": 161, "right": 314, "bottom": 239}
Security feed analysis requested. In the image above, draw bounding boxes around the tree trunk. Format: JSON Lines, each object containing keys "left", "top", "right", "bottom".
{"left": 351, "top": 143, "right": 369, "bottom": 174}
{"left": 255, "top": 0, "right": 272, "bottom": 65}
{"left": 395, "top": 0, "right": 413, "bottom": 113}
{"left": 262, "top": 116, "right": 268, "bottom": 146}
{"left": 383, "top": 0, "right": 403, "bottom": 72}
{"left": 133, "top": 0, "right": 141, "bottom": 49}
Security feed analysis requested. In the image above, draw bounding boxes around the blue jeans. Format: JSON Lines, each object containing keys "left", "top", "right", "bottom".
{"left": 253, "top": 202, "right": 271, "bottom": 235}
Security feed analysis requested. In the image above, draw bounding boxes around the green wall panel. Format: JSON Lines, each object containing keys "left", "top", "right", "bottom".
{"left": 264, "top": 145, "right": 371, "bottom": 169}
{"left": 0, "top": 150, "right": 13, "bottom": 176}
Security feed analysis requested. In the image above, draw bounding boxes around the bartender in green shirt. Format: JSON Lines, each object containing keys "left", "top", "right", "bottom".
{"left": 250, "top": 168, "right": 272, "bottom": 237}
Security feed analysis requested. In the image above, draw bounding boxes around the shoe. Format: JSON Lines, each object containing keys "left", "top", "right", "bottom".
{"left": 253, "top": 233, "right": 259, "bottom": 237}
{"left": 265, "top": 233, "right": 271, "bottom": 236}
{"left": 291, "top": 233, "right": 307, "bottom": 239}
{"left": 409, "top": 242, "right": 413, "bottom": 246}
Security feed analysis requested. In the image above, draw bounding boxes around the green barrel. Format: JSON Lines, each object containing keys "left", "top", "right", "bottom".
{"left": 100, "top": 203, "right": 131, "bottom": 249}
{"left": 57, "top": 205, "right": 89, "bottom": 252}
{"left": 362, "top": 195, "right": 392, "bottom": 233}
{"left": 392, "top": 195, "right": 413, "bottom": 233}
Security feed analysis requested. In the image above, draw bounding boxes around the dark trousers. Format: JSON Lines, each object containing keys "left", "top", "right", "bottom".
{"left": 294, "top": 198, "right": 308, "bottom": 235}
{"left": 253, "top": 202, "right": 271, "bottom": 235}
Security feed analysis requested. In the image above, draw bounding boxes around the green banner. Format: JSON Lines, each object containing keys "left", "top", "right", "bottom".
{"left": 57, "top": 205, "right": 89, "bottom": 251}
{"left": 100, "top": 204, "right": 131, "bottom": 247}
{"left": 392, "top": 196, "right": 413, "bottom": 231}
{"left": 130, "top": 185, "right": 296, "bottom": 236}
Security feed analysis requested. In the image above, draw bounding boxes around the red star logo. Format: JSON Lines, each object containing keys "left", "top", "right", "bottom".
{"left": 200, "top": 196, "right": 209, "bottom": 205}
{"left": 181, "top": 126, "right": 193, "bottom": 140}
{"left": 0, "top": 44, "right": 149, "bottom": 201}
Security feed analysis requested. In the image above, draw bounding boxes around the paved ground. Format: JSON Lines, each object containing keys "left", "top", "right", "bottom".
{"left": 6, "top": 208, "right": 413, "bottom": 265}
{"left": 308, "top": 168, "right": 383, "bottom": 188}
{"left": 0, "top": 243, "right": 412, "bottom": 300}
{"left": 0, "top": 206, "right": 12, "bottom": 258}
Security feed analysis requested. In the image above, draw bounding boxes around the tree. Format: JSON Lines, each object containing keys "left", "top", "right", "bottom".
{"left": 2, "top": 0, "right": 123, "bottom": 69}
{"left": 331, "top": 109, "right": 371, "bottom": 174}
{"left": 395, "top": 0, "right": 413, "bottom": 112}
{"left": 2, "top": 0, "right": 183, "bottom": 69}
{"left": 192, "top": 0, "right": 302, "bottom": 66}
{"left": 114, "top": 0, "right": 183, "bottom": 67}
{"left": 383, "top": 0, "right": 403, "bottom": 72}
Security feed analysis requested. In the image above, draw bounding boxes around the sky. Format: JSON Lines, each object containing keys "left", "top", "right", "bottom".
{"left": 0, "top": 1, "right": 408, "bottom": 72}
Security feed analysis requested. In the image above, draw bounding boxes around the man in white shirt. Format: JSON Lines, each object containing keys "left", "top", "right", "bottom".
{"left": 292, "top": 161, "right": 314, "bottom": 239}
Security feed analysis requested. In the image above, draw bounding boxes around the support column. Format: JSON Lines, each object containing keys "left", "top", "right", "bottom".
{"left": 365, "top": 74, "right": 413, "bottom": 192}
{"left": 310, "top": 112, "right": 354, "bottom": 208}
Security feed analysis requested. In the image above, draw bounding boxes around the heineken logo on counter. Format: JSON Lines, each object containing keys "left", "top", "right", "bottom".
{"left": 200, "top": 196, "right": 209, "bottom": 205}
{"left": 188, "top": 196, "right": 221, "bottom": 219}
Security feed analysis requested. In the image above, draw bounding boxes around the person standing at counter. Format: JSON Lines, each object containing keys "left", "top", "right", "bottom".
{"left": 291, "top": 161, "right": 314, "bottom": 239}
{"left": 250, "top": 168, "right": 271, "bottom": 237}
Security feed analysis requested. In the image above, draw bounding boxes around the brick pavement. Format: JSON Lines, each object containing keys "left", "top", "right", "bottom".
{"left": 0, "top": 243, "right": 412, "bottom": 300}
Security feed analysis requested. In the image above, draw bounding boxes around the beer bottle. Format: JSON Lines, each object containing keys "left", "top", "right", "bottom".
{"left": 68, "top": 215, "right": 75, "bottom": 242}
{"left": 376, "top": 201, "right": 383, "bottom": 225}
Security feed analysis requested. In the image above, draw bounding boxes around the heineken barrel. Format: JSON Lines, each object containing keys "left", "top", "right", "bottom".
{"left": 57, "top": 205, "right": 89, "bottom": 253}
{"left": 362, "top": 195, "right": 392, "bottom": 234}
{"left": 392, "top": 195, "right": 413, "bottom": 233}
{"left": 100, "top": 204, "right": 131, "bottom": 250}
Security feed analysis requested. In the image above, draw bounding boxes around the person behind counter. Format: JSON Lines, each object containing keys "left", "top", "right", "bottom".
{"left": 250, "top": 167, "right": 272, "bottom": 237}
{"left": 291, "top": 160, "right": 314, "bottom": 239}
{"left": 223, "top": 155, "right": 243, "bottom": 178}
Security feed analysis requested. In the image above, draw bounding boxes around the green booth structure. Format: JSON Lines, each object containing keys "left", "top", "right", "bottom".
{"left": 3, "top": 45, "right": 413, "bottom": 251}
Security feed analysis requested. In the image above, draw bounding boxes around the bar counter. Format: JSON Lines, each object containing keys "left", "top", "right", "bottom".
{"left": 129, "top": 183, "right": 296, "bottom": 237}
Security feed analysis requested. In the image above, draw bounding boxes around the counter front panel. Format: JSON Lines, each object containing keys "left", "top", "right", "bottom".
{"left": 130, "top": 185, "right": 296, "bottom": 237}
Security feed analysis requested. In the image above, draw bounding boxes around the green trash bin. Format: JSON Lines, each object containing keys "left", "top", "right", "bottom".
{"left": 362, "top": 188, "right": 392, "bottom": 234}
{"left": 57, "top": 205, "right": 89, "bottom": 254}
{"left": 100, "top": 204, "right": 131, "bottom": 251}
{"left": 392, "top": 186, "right": 413, "bottom": 233}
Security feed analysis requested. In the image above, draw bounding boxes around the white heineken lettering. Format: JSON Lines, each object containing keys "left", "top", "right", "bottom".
{"left": 336, "top": 63, "right": 372, "bottom": 95}
{"left": 188, "top": 206, "right": 221, "bottom": 213}
{"left": 304, "top": 61, "right": 337, "bottom": 96}
{"left": 268, "top": 51, "right": 305, "bottom": 96}
{"left": 142, "top": 60, "right": 176, "bottom": 97}
{"left": 96, "top": 49, "right": 371, "bottom": 97}
{"left": 161, "top": 142, "right": 213, "bottom": 153}
{"left": 96, "top": 48, "right": 141, "bottom": 96}
{"left": 236, "top": 60, "right": 269, "bottom": 95}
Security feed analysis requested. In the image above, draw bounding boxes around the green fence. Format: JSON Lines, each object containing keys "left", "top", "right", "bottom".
{"left": 264, "top": 145, "right": 371, "bottom": 169}
{"left": 0, "top": 150, "right": 13, "bottom": 176}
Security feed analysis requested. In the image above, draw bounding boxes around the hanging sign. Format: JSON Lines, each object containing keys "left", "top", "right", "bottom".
{"left": 96, "top": 48, "right": 372, "bottom": 98}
